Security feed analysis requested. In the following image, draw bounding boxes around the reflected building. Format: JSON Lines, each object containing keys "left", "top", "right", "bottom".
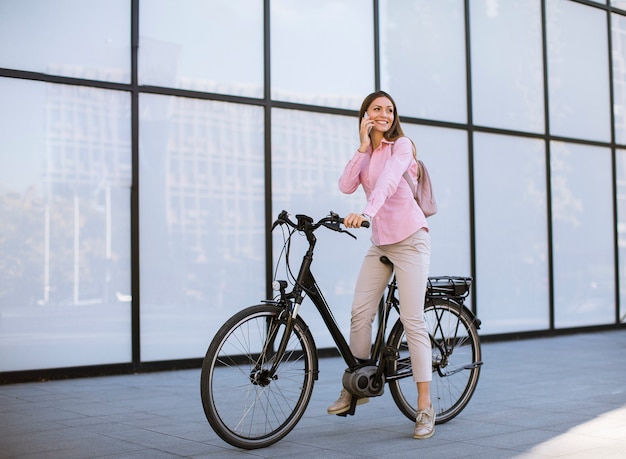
{"left": 42, "top": 67, "right": 131, "bottom": 306}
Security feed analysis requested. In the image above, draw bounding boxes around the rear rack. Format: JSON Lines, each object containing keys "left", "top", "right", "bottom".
{"left": 427, "top": 276, "right": 472, "bottom": 299}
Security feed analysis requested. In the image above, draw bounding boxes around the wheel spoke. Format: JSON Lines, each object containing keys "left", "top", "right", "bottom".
{"left": 200, "top": 305, "right": 316, "bottom": 449}
{"left": 387, "top": 299, "right": 481, "bottom": 424}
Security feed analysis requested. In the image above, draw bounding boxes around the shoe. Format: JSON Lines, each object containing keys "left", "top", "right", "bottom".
{"left": 327, "top": 388, "right": 369, "bottom": 415}
{"left": 413, "top": 405, "right": 435, "bottom": 439}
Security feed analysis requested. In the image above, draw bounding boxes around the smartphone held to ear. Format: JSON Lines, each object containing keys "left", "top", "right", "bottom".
{"left": 363, "top": 112, "right": 372, "bottom": 133}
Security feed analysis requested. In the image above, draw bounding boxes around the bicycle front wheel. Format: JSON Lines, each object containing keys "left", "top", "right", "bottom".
{"left": 200, "top": 304, "right": 317, "bottom": 449}
{"left": 387, "top": 298, "right": 481, "bottom": 424}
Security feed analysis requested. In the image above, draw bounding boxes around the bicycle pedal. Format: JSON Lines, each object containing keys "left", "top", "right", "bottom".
{"left": 335, "top": 397, "right": 358, "bottom": 417}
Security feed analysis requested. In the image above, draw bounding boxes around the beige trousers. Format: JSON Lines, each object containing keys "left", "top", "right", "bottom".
{"left": 349, "top": 228, "right": 431, "bottom": 382}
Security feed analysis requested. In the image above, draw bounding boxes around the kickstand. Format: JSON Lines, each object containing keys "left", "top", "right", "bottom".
{"left": 335, "top": 395, "right": 358, "bottom": 417}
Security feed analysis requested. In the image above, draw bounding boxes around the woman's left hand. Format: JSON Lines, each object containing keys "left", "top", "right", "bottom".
{"left": 343, "top": 212, "right": 367, "bottom": 229}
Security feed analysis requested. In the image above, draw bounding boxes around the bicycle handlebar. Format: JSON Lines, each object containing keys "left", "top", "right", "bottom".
{"left": 272, "top": 210, "right": 369, "bottom": 236}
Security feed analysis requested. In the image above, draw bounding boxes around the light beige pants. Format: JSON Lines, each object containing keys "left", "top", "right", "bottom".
{"left": 349, "top": 228, "right": 431, "bottom": 382}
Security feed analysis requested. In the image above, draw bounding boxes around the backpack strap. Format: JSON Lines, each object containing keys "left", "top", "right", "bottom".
{"left": 392, "top": 139, "right": 437, "bottom": 217}
{"left": 391, "top": 138, "right": 418, "bottom": 198}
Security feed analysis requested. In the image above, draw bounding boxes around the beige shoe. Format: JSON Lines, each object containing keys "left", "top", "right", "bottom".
{"left": 413, "top": 405, "right": 435, "bottom": 439}
{"left": 327, "top": 388, "right": 369, "bottom": 415}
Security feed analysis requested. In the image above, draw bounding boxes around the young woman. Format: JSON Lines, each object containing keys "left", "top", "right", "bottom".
{"left": 329, "top": 91, "right": 434, "bottom": 439}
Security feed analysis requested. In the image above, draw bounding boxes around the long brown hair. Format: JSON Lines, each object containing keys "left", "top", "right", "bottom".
{"left": 359, "top": 91, "right": 419, "bottom": 175}
{"left": 358, "top": 90, "right": 405, "bottom": 141}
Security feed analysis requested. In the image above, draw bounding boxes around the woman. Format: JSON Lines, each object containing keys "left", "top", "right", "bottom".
{"left": 328, "top": 91, "right": 434, "bottom": 439}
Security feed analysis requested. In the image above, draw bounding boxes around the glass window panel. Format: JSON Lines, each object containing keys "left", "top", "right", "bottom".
{"left": 272, "top": 109, "right": 371, "bottom": 347}
{"left": 551, "top": 141, "right": 615, "bottom": 327}
{"left": 613, "top": 0, "right": 626, "bottom": 10}
{"left": 546, "top": 0, "right": 611, "bottom": 142}
{"left": 614, "top": 149, "right": 626, "bottom": 324}
{"left": 0, "top": 0, "right": 130, "bottom": 83}
{"left": 139, "top": 94, "right": 265, "bottom": 361}
{"left": 403, "top": 125, "right": 471, "bottom": 279}
{"left": 379, "top": 0, "right": 467, "bottom": 123}
{"left": 139, "top": 0, "right": 263, "bottom": 98}
{"left": 474, "top": 133, "right": 550, "bottom": 334}
{"left": 470, "top": 0, "right": 544, "bottom": 133}
{"left": 612, "top": 13, "right": 626, "bottom": 145}
{"left": 271, "top": 0, "right": 374, "bottom": 110}
{"left": 0, "top": 78, "right": 132, "bottom": 371}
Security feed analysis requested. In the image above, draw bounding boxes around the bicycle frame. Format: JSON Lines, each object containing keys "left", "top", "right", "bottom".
{"left": 267, "top": 212, "right": 481, "bottom": 404}
{"left": 268, "top": 213, "right": 479, "bottom": 383}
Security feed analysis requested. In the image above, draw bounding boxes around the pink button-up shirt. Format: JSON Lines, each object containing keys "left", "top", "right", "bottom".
{"left": 338, "top": 136, "right": 428, "bottom": 246}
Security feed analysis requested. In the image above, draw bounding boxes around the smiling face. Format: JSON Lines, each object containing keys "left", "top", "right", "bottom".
{"left": 365, "top": 96, "right": 394, "bottom": 134}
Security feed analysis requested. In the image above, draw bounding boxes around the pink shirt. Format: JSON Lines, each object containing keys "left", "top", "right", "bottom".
{"left": 338, "top": 136, "right": 428, "bottom": 246}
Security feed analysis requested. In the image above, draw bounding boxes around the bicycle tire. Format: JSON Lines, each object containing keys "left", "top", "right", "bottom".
{"left": 200, "top": 304, "right": 317, "bottom": 449}
{"left": 387, "top": 298, "right": 481, "bottom": 424}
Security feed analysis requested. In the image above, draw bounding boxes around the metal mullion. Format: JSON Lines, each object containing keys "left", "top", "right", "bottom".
{"left": 464, "top": 0, "right": 477, "bottom": 316}
{"left": 607, "top": 10, "right": 621, "bottom": 325}
{"left": 373, "top": 0, "right": 380, "bottom": 91}
{"left": 541, "top": 0, "right": 555, "bottom": 332}
{"left": 264, "top": 0, "right": 273, "bottom": 302}
{"left": 130, "top": 0, "right": 141, "bottom": 368}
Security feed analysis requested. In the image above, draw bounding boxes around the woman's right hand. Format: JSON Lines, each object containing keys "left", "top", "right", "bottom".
{"left": 358, "top": 114, "right": 372, "bottom": 152}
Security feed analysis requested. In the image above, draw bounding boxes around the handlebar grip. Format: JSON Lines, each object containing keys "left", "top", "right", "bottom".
{"left": 339, "top": 218, "right": 370, "bottom": 229}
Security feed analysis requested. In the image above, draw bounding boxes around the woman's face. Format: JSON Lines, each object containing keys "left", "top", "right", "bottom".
{"left": 365, "top": 96, "right": 394, "bottom": 134}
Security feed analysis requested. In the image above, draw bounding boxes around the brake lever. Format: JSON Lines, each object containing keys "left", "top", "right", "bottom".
{"left": 271, "top": 210, "right": 291, "bottom": 231}
{"left": 341, "top": 229, "right": 357, "bottom": 240}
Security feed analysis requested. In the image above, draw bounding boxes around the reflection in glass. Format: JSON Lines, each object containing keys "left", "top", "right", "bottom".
{"left": 139, "top": 94, "right": 265, "bottom": 361}
{"left": 546, "top": 0, "right": 611, "bottom": 142}
{"left": 612, "top": 13, "right": 626, "bottom": 145}
{"left": 270, "top": 0, "right": 374, "bottom": 109}
{"left": 139, "top": 0, "right": 263, "bottom": 98}
{"left": 403, "top": 125, "right": 470, "bottom": 278}
{"left": 0, "top": 78, "right": 132, "bottom": 371}
{"left": 615, "top": 149, "right": 626, "bottom": 324}
{"left": 272, "top": 108, "right": 372, "bottom": 347}
{"left": 473, "top": 133, "right": 549, "bottom": 334}
{"left": 470, "top": 0, "right": 544, "bottom": 133}
{"left": 0, "top": 0, "right": 130, "bottom": 83}
{"left": 379, "top": 0, "right": 466, "bottom": 123}
{"left": 551, "top": 141, "right": 615, "bottom": 327}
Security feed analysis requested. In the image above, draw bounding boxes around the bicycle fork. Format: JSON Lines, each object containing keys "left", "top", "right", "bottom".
{"left": 254, "top": 283, "right": 302, "bottom": 384}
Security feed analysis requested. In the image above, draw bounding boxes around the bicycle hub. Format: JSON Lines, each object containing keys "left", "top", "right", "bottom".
{"left": 342, "top": 366, "right": 385, "bottom": 398}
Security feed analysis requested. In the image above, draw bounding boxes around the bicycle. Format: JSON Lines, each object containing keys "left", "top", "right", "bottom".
{"left": 200, "top": 211, "right": 483, "bottom": 450}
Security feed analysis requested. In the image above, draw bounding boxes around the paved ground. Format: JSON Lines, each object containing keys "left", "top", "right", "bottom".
{"left": 1, "top": 329, "right": 625, "bottom": 458}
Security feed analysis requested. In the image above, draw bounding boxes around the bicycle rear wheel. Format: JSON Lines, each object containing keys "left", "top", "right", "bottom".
{"left": 387, "top": 298, "right": 481, "bottom": 424}
{"left": 200, "top": 304, "right": 317, "bottom": 449}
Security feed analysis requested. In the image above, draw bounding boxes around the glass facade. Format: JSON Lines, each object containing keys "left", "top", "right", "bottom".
{"left": 470, "top": 0, "right": 544, "bottom": 133}
{"left": 380, "top": 0, "right": 467, "bottom": 123}
{"left": 0, "top": 0, "right": 624, "bottom": 377}
{"left": 474, "top": 133, "right": 549, "bottom": 334}
{"left": 138, "top": 94, "right": 266, "bottom": 360}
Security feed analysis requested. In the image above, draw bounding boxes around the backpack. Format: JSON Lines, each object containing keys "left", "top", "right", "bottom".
{"left": 393, "top": 139, "right": 437, "bottom": 218}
